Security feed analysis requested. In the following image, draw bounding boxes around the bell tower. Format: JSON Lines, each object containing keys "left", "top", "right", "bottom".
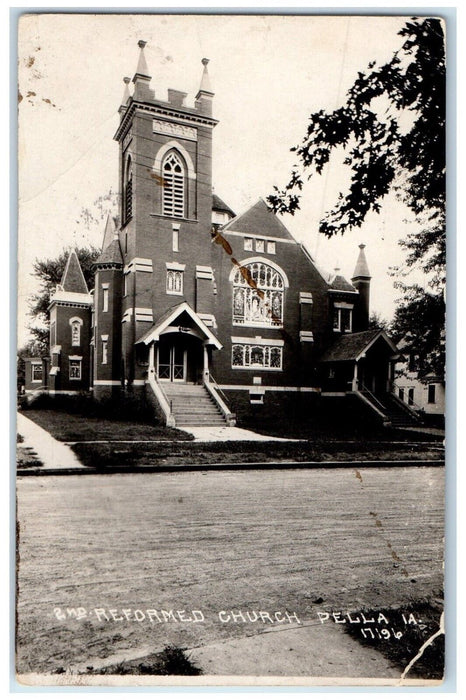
{"left": 113, "top": 41, "right": 219, "bottom": 385}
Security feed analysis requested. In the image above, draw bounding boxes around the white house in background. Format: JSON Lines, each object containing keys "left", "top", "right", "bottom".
{"left": 393, "top": 341, "right": 445, "bottom": 417}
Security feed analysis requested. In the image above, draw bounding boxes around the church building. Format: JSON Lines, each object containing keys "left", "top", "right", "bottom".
{"left": 26, "top": 41, "right": 410, "bottom": 428}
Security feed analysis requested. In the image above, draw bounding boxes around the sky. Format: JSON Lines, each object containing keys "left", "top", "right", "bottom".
{"left": 17, "top": 13, "right": 431, "bottom": 346}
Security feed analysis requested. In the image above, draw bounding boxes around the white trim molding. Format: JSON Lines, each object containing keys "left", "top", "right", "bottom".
{"left": 124, "top": 258, "right": 153, "bottom": 274}
{"left": 93, "top": 380, "right": 121, "bottom": 386}
{"left": 231, "top": 335, "right": 285, "bottom": 347}
{"left": 300, "top": 331, "right": 314, "bottom": 342}
{"left": 218, "top": 385, "right": 320, "bottom": 393}
{"left": 153, "top": 119, "right": 197, "bottom": 142}
{"left": 299, "top": 292, "right": 313, "bottom": 304}
{"left": 196, "top": 265, "right": 214, "bottom": 280}
{"left": 198, "top": 313, "right": 217, "bottom": 329}
{"left": 166, "top": 261, "right": 186, "bottom": 271}
{"left": 135, "top": 308, "right": 154, "bottom": 322}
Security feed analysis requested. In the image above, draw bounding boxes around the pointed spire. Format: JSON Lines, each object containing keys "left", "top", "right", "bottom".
{"left": 133, "top": 40, "right": 151, "bottom": 82}
{"left": 197, "top": 58, "right": 213, "bottom": 96}
{"left": 352, "top": 243, "right": 371, "bottom": 280}
{"left": 60, "top": 249, "right": 89, "bottom": 294}
{"left": 131, "top": 40, "right": 155, "bottom": 102}
{"left": 101, "top": 214, "right": 115, "bottom": 252}
{"left": 121, "top": 77, "right": 131, "bottom": 105}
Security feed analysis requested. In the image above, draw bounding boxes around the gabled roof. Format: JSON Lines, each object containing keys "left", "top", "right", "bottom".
{"left": 223, "top": 198, "right": 295, "bottom": 241}
{"left": 212, "top": 193, "right": 235, "bottom": 218}
{"left": 60, "top": 250, "right": 89, "bottom": 294}
{"left": 319, "top": 329, "right": 399, "bottom": 363}
{"left": 136, "top": 301, "right": 222, "bottom": 349}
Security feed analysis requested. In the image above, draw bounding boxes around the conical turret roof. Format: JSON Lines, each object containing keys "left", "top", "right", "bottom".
{"left": 352, "top": 244, "right": 371, "bottom": 279}
{"left": 60, "top": 249, "right": 89, "bottom": 294}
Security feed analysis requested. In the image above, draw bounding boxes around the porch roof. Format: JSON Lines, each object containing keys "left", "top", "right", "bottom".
{"left": 319, "top": 329, "right": 399, "bottom": 363}
{"left": 135, "top": 301, "right": 222, "bottom": 349}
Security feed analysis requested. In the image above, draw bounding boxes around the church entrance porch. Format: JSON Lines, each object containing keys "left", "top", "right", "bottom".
{"left": 156, "top": 334, "right": 204, "bottom": 384}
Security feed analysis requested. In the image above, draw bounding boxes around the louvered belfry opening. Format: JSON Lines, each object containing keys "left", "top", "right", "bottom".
{"left": 123, "top": 156, "right": 132, "bottom": 224}
{"left": 162, "top": 151, "right": 185, "bottom": 218}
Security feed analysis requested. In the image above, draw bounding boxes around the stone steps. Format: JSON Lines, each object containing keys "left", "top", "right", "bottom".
{"left": 163, "top": 383, "right": 227, "bottom": 427}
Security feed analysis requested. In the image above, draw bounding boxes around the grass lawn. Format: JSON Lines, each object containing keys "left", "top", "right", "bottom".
{"left": 22, "top": 409, "right": 193, "bottom": 442}
{"left": 16, "top": 433, "right": 43, "bottom": 468}
{"left": 20, "top": 408, "right": 444, "bottom": 467}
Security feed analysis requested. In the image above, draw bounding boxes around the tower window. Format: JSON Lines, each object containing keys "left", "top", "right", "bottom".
{"left": 172, "top": 224, "right": 180, "bottom": 252}
{"left": 69, "top": 317, "right": 83, "bottom": 346}
{"left": 162, "top": 151, "right": 185, "bottom": 218}
{"left": 69, "top": 358, "right": 82, "bottom": 380}
{"left": 166, "top": 269, "right": 183, "bottom": 295}
{"left": 102, "top": 285, "right": 109, "bottom": 312}
{"left": 333, "top": 305, "right": 353, "bottom": 332}
{"left": 102, "top": 339, "right": 108, "bottom": 365}
{"left": 123, "top": 155, "right": 132, "bottom": 224}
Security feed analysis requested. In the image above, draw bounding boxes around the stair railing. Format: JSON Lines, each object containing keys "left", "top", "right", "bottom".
{"left": 389, "top": 390, "right": 423, "bottom": 420}
{"left": 204, "top": 372, "right": 236, "bottom": 426}
{"left": 358, "top": 384, "right": 389, "bottom": 413}
{"left": 147, "top": 368, "right": 176, "bottom": 427}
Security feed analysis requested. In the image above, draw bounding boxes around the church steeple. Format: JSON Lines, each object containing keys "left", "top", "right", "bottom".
{"left": 195, "top": 58, "right": 214, "bottom": 116}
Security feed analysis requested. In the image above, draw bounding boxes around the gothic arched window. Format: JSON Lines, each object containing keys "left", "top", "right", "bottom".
{"left": 162, "top": 151, "right": 185, "bottom": 218}
{"left": 232, "top": 261, "right": 285, "bottom": 327}
{"left": 123, "top": 155, "right": 132, "bottom": 224}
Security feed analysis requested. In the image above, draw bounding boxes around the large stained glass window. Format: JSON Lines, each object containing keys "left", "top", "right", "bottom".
{"left": 232, "top": 261, "right": 285, "bottom": 327}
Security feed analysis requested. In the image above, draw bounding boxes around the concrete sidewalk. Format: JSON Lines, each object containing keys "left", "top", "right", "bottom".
{"left": 187, "top": 621, "right": 404, "bottom": 681}
{"left": 17, "top": 412, "right": 84, "bottom": 470}
{"left": 179, "top": 425, "right": 298, "bottom": 442}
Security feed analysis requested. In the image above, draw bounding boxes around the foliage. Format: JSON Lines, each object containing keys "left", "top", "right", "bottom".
{"left": 390, "top": 285, "right": 445, "bottom": 378}
{"left": 268, "top": 18, "right": 445, "bottom": 242}
{"left": 368, "top": 312, "right": 390, "bottom": 332}
{"left": 28, "top": 246, "right": 100, "bottom": 354}
{"left": 268, "top": 17, "right": 446, "bottom": 377}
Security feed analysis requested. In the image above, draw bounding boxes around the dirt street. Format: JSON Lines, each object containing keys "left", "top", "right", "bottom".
{"left": 16, "top": 467, "right": 444, "bottom": 676}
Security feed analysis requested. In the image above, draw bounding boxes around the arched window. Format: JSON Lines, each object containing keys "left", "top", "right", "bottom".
{"left": 123, "top": 156, "right": 132, "bottom": 224}
{"left": 162, "top": 151, "right": 185, "bottom": 218}
{"left": 69, "top": 317, "right": 83, "bottom": 347}
{"left": 232, "top": 261, "right": 285, "bottom": 327}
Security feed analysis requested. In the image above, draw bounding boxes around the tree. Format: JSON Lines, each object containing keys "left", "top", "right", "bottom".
{"left": 368, "top": 312, "right": 390, "bottom": 332}
{"left": 28, "top": 246, "right": 100, "bottom": 355}
{"left": 268, "top": 17, "right": 445, "bottom": 375}
{"left": 390, "top": 286, "right": 445, "bottom": 379}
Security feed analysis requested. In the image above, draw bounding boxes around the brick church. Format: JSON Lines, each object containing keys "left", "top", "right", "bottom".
{"left": 25, "top": 41, "right": 408, "bottom": 428}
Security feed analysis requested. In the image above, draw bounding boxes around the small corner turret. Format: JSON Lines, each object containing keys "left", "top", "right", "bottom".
{"left": 351, "top": 244, "right": 371, "bottom": 330}
{"left": 132, "top": 40, "right": 155, "bottom": 101}
{"left": 195, "top": 58, "right": 214, "bottom": 116}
